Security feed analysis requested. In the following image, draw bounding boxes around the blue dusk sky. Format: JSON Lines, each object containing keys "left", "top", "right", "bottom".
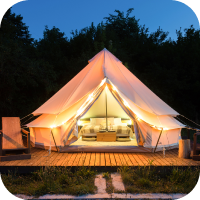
{"left": 6, "top": 0, "right": 200, "bottom": 41}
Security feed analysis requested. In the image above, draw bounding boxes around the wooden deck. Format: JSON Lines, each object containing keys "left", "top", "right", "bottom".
{"left": 0, "top": 147, "right": 200, "bottom": 169}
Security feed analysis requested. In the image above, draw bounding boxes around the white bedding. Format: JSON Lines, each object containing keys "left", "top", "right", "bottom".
{"left": 78, "top": 124, "right": 134, "bottom": 138}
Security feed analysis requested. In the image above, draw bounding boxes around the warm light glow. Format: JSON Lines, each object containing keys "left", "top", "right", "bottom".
{"left": 50, "top": 125, "right": 56, "bottom": 129}
{"left": 123, "top": 100, "right": 130, "bottom": 108}
{"left": 100, "top": 78, "right": 106, "bottom": 87}
{"left": 134, "top": 112, "right": 142, "bottom": 121}
{"left": 76, "top": 107, "right": 85, "bottom": 117}
{"left": 86, "top": 93, "right": 94, "bottom": 102}
{"left": 163, "top": 128, "right": 169, "bottom": 131}
{"left": 77, "top": 120, "right": 82, "bottom": 126}
{"left": 88, "top": 93, "right": 93, "bottom": 99}
{"left": 88, "top": 97, "right": 94, "bottom": 103}
{"left": 112, "top": 85, "right": 118, "bottom": 92}
{"left": 136, "top": 116, "right": 141, "bottom": 121}
{"left": 128, "top": 120, "right": 132, "bottom": 125}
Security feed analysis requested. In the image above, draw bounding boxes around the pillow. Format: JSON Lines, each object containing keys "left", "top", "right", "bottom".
{"left": 100, "top": 119, "right": 111, "bottom": 129}
{"left": 107, "top": 117, "right": 114, "bottom": 125}
{"left": 114, "top": 118, "right": 121, "bottom": 125}
{"left": 95, "top": 118, "right": 105, "bottom": 125}
{"left": 90, "top": 118, "right": 96, "bottom": 125}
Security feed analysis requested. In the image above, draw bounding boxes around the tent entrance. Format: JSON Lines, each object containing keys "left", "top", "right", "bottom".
{"left": 65, "top": 85, "right": 139, "bottom": 150}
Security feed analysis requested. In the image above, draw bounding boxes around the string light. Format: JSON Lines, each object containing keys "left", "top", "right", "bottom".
{"left": 112, "top": 85, "right": 118, "bottom": 92}
{"left": 100, "top": 78, "right": 106, "bottom": 87}
{"left": 123, "top": 100, "right": 130, "bottom": 108}
{"left": 50, "top": 79, "right": 170, "bottom": 132}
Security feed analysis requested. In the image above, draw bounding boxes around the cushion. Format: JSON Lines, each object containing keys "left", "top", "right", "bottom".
{"left": 82, "top": 133, "right": 97, "bottom": 137}
{"left": 90, "top": 118, "right": 96, "bottom": 125}
{"left": 100, "top": 119, "right": 111, "bottom": 129}
{"left": 107, "top": 117, "right": 114, "bottom": 125}
{"left": 82, "top": 137, "right": 97, "bottom": 141}
{"left": 95, "top": 118, "right": 105, "bottom": 125}
{"left": 114, "top": 118, "right": 121, "bottom": 125}
{"left": 90, "top": 118, "right": 115, "bottom": 125}
{"left": 116, "top": 137, "right": 131, "bottom": 142}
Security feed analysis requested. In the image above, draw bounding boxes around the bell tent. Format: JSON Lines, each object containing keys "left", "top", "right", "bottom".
{"left": 26, "top": 48, "right": 185, "bottom": 152}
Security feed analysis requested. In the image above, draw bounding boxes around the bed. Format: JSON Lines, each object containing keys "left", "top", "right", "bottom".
{"left": 78, "top": 118, "right": 134, "bottom": 141}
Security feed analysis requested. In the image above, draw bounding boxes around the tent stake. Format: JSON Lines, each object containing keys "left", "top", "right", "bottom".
{"left": 154, "top": 129, "right": 163, "bottom": 153}
{"left": 51, "top": 130, "right": 58, "bottom": 152}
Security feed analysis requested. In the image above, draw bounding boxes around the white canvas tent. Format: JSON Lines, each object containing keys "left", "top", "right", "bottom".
{"left": 26, "top": 48, "right": 185, "bottom": 152}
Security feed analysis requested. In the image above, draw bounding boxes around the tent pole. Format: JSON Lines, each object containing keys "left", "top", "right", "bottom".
{"left": 51, "top": 130, "right": 58, "bottom": 152}
{"left": 154, "top": 129, "right": 163, "bottom": 153}
{"left": 105, "top": 85, "right": 108, "bottom": 131}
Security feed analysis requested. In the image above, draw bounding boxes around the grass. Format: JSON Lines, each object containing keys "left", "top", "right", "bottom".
{"left": 102, "top": 172, "right": 115, "bottom": 193}
{"left": 1, "top": 166, "right": 200, "bottom": 196}
{"left": 119, "top": 166, "right": 200, "bottom": 194}
{"left": 1, "top": 166, "right": 96, "bottom": 196}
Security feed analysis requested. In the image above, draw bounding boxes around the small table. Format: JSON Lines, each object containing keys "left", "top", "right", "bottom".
{"left": 97, "top": 132, "right": 116, "bottom": 142}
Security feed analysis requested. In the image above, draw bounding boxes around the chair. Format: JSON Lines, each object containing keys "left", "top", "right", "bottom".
{"left": 0, "top": 117, "right": 31, "bottom": 161}
{"left": 191, "top": 131, "right": 200, "bottom": 161}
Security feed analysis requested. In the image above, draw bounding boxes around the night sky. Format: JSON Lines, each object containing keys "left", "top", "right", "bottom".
{"left": 0, "top": 0, "right": 199, "bottom": 41}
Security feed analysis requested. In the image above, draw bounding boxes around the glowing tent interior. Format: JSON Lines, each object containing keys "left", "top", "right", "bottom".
{"left": 26, "top": 48, "right": 185, "bottom": 152}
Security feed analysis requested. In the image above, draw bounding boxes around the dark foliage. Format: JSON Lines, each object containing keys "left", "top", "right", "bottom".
{"left": 0, "top": 8, "right": 200, "bottom": 129}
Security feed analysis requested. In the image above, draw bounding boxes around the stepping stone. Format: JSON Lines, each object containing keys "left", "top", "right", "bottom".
{"left": 94, "top": 174, "right": 107, "bottom": 194}
{"left": 111, "top": 173, "right": 125, "bottom": 191}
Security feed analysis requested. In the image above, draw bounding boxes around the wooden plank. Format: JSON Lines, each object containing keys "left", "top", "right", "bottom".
{"left": 95, "top": 153, "right": 100, "bottom": 166}
{"left": 155, "top": 151, "right": 175, "bottom": 166}
{"left": 163, "top": 151, "right": 180, "bottom": 166}
{"left": 0, "top": 147, "right": 38, "bottom": 166}
{"left": 105, "top": 153, "right": 111, "bottom": 166}
{"left": 41, "top": 151, "right": 57, "bottom": 166}
{"left": 72, "top": 153, "right": 82, "bottom": 166}
{"left": 123, "top": 153, "right": 134, "bottom": 166}
{"left": 130, "top": 153, "right": 143, "bottom": 166}
{"left": 100, "top": 153, "right": 105, "bottom": 166}
{"left": 161, "top": 151, "right": 178, "bottom": 165}
{"left": 144, "top": 153, "right": 164, "bottom": 166}
{"left": 127, "top": 153, "right": 138, "bottom": 166}
{"left": 2, "top": 117, "right": 24, "bottom": 149}
{"left": 118, "top": 153, "right": 127, "bottom": 166}
{"left": 166, "top": 151, "right": 186, "bottom": 166}
{"left": 89, "top": 153, "right": 96, "bottom": 166}
{"left": 6, "top": 148, "right": 39, "bottom": 167}
{"left": 28, "top": 149, "right": 49, "bottom": 166}
{"left": 170, "top": 150, "right": 198, "bottom": 166}
{"left": 134, "top": 153, "right": 147, "bottom": 166}
{"left": 2, "top": 150, "right": 33, "bottom": 166}
{"left": 78, "top": 153, "right": 86, "bottom": 166}
{"left": 109, "top": 153, "right": 116, "bottom": 166}
{"left": 132, "top": 153, "right": 143, "bottom": 166}
{"left": 0, "top": 154, "right": 31, "bottom": 162}
{"left": 51, "top": 152, "right": 64, "bottom": 166}
{"left": 11, "top": 155, "right": 31, "bottom": 166}
{"left": 61, "top": 153, "right": 74, "bottom": 166}
{"left": 84, "top": 153, "right": 91, "bottom": 166}
{"left": 113, "top": 153, "right": 122, "bottom": 166}
{"left": 55, "top": 153, "right": 69, "bottom": 166}
{"left": 136, "top": 153, "right": 152, "bottom": 166}
{"left": 67, "top": 153, "right": 78, "bottom": 166}
{"left": 97, "top": 132, "right": 116, "bottom": 141}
